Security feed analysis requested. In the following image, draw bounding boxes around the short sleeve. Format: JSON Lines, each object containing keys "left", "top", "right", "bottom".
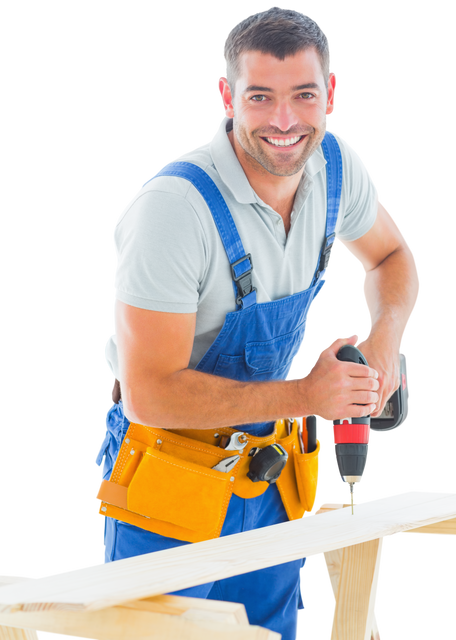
{"left": 114, "top": 188, "right": 208, "bottom": 313}
{"left": 335, "top": 137, "right": 378, "bottom": 242}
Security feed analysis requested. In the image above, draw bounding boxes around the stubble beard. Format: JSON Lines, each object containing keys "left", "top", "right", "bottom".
{"left": 233, "top": 119, "right": 326, "bottom": 177}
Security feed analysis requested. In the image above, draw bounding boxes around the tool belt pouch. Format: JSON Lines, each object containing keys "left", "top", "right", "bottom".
{"left": 97, "top": 423, "right": 236, "bottom": 543}
{"left": 98, "top": 419, "right": 319, "bottom": 540}
{"left": 276, "top": 419, "right": 320, "bottom": 519}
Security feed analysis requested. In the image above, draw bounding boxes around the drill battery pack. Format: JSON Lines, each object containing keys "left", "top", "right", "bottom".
{"left": 370, "top": 354, "right": 408, "bottom": 431}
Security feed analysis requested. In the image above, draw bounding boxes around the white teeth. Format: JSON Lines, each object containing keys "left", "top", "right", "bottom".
{"left": 265, "top": 135, "right": 302, "bottom": 147}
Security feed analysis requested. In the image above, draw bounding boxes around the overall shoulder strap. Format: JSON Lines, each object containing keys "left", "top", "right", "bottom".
{"left": 310, "top": 131, "right": 343, "bottom": 286}
{"left": 151, "top": 162, "right": 257, "bottom": 309}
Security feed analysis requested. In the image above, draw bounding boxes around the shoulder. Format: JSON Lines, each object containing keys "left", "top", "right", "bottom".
{"left": 137, "top": 141, "right": 215, "bottom": 202}
{"left": 114, "top": 143, "right": 214, "bottom": 231}
{"left": 328, "top": 129, "right": 367, "bottom": 165}
{"left": 324, "top": 133, "right": 371, "bottom": 183}
{"left": 323, "top": 133, "right": 378, "bottom": 241}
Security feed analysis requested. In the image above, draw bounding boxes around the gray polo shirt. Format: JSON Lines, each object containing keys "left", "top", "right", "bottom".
{"left": 106, "top": 118, "right": 377, "bottom": 379}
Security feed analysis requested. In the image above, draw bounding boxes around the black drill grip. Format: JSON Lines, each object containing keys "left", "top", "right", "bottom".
{"left": 336, "top": 345, "right": 369, "bottom": 366}
{"left": 335, "top": 344, "right": 371, "bottom": 424}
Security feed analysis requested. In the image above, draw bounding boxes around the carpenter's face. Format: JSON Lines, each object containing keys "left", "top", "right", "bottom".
{"left": 222, "top": 48, "right": 335, "bottom": 177}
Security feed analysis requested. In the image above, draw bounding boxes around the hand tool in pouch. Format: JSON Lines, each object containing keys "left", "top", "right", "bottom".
{"left": 215, "top": 431, "right": 288, "bottom": 484}
{"left": 213, "top": 416, "right": 320, "bottom": 484}
{"left": 333, "top": 346, "right": 409, "bottom": 514}
{"left": 292, "top": 416, "right": 317, "bottom": 455}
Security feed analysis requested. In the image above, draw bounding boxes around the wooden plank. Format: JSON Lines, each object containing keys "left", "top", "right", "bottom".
{"left": 318, "top": 505, "right": 456, "bottom": 535}
{"left": 0, "top": 627, "right": 38, "bottom": 640}
{"left": 0, "top": 572, "right": 272, "bottom": 640}
{"left": 0, "top": 581, "right": 37, "bottom": 640}
{"left": 406, "top": 518, "right": 456, "bottom": 535}
{"left": 0, "top": 492, "right": 455, "bottom": 613}
{"left": 0, "top": 582, "right": 31, "bottom": 590}
{"left": 0, "top": 578, "right": 252, "bottom": 638}
{"left": 0, "top": 604, "right": 279, "bottom": 640}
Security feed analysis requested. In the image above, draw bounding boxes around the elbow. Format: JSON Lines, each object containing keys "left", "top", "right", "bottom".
{"left": 121, "top": 391, "right": 144, "bottom": 426}
{"left": 121, "top": 380, "right": 165, "bottom": 428}
{"left": 122, "top": 399, "right": 146, "bottom": 427}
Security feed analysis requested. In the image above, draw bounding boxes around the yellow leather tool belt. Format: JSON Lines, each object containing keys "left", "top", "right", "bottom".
{"left": 97, "top": 418, "right": 320, "bottom": 543}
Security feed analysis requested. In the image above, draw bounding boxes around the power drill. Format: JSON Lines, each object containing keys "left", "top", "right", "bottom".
{"left": 333, "top": 345, "right": 409, "bottom": 514}
{"left": 212, "top": 345, "right": 412, "bottom": 514}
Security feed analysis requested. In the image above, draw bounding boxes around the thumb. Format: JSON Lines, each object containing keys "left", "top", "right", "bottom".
{"left": 326, "top": 335, "right": 358, "bottom": 358}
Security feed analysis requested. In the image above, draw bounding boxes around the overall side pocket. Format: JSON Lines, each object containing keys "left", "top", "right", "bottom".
{"left": 127, "top": 447, "right": 232, "bottom": 535}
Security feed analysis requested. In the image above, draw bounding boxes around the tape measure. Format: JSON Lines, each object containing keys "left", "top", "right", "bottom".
{"left": 247, "top": 444, "right": 288, "bottom": 483}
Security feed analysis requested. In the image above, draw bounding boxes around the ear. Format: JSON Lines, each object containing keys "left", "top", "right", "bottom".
{"left": 219, "top": 77, "right": 235, "bottom": 118}
{"left": 326, "top": 73, "right": 336, "bottom": 115}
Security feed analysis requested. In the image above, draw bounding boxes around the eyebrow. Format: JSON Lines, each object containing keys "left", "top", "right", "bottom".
{"left": 244, "top": 82, "right": 320, "bottom": 93}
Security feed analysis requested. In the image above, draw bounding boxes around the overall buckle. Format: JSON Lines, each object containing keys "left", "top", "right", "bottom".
{"left": 231, "top": 254, "right": 257, "bottom": 305}
{"left": 316, "top": 233, "right": 336, "bottom": 279}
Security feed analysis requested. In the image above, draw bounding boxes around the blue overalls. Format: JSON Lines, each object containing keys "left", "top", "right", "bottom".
{"left": 97, "top": 132, "right": 342, "bottom": 640}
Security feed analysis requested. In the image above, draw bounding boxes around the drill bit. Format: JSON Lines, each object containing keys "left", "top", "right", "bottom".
{"left": 347, "top": 482, "right": 356, "bottom": 515}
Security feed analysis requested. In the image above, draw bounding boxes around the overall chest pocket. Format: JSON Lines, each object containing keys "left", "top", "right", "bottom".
{"left": 214, "top": 322, "right": 306, "bottom": 381}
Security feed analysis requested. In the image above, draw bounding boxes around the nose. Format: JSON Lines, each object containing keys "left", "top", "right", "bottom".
{"left": 269, "top": 101, "right": 298, "bottom": 132}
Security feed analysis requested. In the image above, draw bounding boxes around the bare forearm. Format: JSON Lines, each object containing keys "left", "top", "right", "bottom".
{"left": 122, "top": 368, "right": 303, "bottom": 429}
{"left": 364, "top": 244, "right": 418, "bottom": 346}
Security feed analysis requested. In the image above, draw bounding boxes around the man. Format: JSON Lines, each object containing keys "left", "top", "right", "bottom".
{"left": 97, "top": 8, "right": 418, "bottom": 640}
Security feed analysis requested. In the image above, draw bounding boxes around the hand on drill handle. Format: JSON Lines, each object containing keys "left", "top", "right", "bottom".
{"left": 298, "top": 333, "right": 386, "bottom": 423}
{"left": 357, "top": 335, "right": 401, "bottom": 418}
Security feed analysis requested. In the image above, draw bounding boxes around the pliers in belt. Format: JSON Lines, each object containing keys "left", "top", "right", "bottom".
{"left": 212, "top": 432, "right": 248, "bottom": 472}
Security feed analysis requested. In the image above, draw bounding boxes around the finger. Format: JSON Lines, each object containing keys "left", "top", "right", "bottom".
{"left": 326, "top": 335, "right": 358, "bottom": 357}
{"left": 370, "top": 379, "right": 386, "bottom": 417}
{"left": 350, "top": 364, "right": 379, "bottom": 380}
{"left": 371, "top": 407, "right": 382, "bottom": 418}
{"left": 346, "top": 403, "right": 378, "bottom": 418}
{"left": 371, "top": 378, "right": 395, "bottom": 417}
{"left": 371, "top": 399, "right": 384, "bottom": 418}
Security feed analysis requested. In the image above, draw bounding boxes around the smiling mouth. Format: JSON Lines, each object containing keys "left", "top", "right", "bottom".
{"left": 261, "top": 135, "right": 307, "bottom": 148}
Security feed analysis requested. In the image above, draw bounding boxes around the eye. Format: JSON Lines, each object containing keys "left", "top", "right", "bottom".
{"left": 250, "top": 92, "right": 315, "bottom": 102}
{"left": 299, "top": 92, "right": 315, "bottom": 100}
{"left": 250, "top": 95, "right": 268, "bottom": 102}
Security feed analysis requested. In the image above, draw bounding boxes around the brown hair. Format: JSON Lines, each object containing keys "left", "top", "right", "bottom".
{"left": 224, "top": 8, "right": 330, "bottom": 94}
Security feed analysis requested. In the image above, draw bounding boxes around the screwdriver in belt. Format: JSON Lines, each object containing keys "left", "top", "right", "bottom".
{"left": 286, "top": 417, "right": 317, "bottom": 454}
